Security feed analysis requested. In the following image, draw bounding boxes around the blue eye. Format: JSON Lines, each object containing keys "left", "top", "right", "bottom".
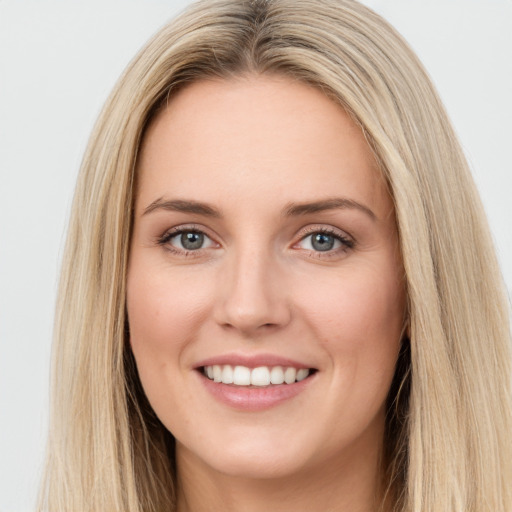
{"left": 178, "top": 231, "right": 205, "bottom": 250}
{"left": 310, "top": 233, "right": 337, "bottom": 251}
{"left": 297, "top": 230, "right": 353, "bottom": 253}
{"left": 159, "top": 229, "right": 215, "bottom": 252}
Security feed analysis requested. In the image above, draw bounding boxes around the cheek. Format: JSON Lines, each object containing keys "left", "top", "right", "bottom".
{"left": 295, "top": 262, "right": 405, "bottom": 388}
{"left": 300, "top": 262, "right": 403, "bottom": 333}
{"left": 125, "top": 260, "right": 218, "bottom": 432}
{"left": 126, "top": 261, "right": 210, "bottom": 380}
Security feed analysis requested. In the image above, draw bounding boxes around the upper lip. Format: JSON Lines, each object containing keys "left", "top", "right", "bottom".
{"left": 194, "top": 353, "right": 316, "bottom": 370}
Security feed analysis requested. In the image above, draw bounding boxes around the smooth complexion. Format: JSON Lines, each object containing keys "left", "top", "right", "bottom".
{"left": 127, "top": 75, "right": 406, "bottom": 512}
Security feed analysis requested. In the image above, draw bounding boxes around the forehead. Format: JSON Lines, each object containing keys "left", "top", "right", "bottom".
{"left": 136, "top": 75, "right": 391, "bottom": 218}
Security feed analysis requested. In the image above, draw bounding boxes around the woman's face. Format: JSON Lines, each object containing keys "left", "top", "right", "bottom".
{"left": 127, "top": 75, "right": 406, "bottom": 480}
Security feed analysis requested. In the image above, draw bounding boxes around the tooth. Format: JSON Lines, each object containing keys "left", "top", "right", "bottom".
{"left": 284, "top": 367, "right": 297, "bottom": 384}
{"left": 233, "top": 365, "right": 251, "bottom": 386}
{"left": 207, "top": 364, "right": 309, "bottom": 385}
{"left": 251, "top": 366, "right": 270, "bottom": 386}
{"left": 221, "top": 365, "right": 234, "bottom": 384}
{"left": 213, "top": 365, "right": 222, "bottom": 382}
{"left": 296, "top": 368, "right": 310, "bottom": 381}
{"left": 270, "top": 366, "right": 285, "bottom": 384}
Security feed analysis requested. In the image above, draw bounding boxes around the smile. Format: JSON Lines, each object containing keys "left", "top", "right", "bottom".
{"left": 197, "top": 360, "right": 318, "bottom": 411}
{"left": 202, "top": 365, "right": 312, "bottom": 386}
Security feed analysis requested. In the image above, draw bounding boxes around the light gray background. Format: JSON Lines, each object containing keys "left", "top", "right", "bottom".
{"left": 0, "top": 1, "right": 511, "bottom": 510}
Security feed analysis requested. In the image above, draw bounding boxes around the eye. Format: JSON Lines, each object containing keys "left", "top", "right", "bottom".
{"left": 175, "top": 231, "right": 207, "bottom": 251}
{"left": 158, "top": 228, "right": 216, "bottom": 253}
{"left": 304, "top": 232, "right": 339, "bottom": 252}
{"left": 296, "top": 228, "right": 354, "bottom": 254}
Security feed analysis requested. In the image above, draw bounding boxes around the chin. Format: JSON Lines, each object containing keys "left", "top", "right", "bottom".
{"left": 177, "top": 431, "right": 315, "bottom": 480}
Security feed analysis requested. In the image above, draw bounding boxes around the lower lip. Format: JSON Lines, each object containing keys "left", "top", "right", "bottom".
{"left": 198, "top": 372, "right": 315, "bottom": 411}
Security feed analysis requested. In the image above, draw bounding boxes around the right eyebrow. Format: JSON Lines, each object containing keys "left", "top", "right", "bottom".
{"left": 142, "top": 198, "right": 222, "bottom": 218}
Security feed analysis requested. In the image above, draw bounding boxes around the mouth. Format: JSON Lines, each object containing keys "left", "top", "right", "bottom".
{"left": 200, "top": 364, "right": 317, "bottom": 387}
{"left": 194, "top": 354, "right": 318, "bottom": 410}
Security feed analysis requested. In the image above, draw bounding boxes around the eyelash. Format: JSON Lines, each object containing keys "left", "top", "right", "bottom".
{"left": 296, "top": 226, "right": 355, "bottom": 258}
{"left": 156, "top": 225, "right": 355, "bottom": 258}
{"left": 157, "top": 225, "right": 213, "bottom": 257}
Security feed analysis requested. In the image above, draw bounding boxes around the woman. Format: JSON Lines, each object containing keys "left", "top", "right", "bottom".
{"left": 38, "top": 0, "right": 512, "bottom": 511}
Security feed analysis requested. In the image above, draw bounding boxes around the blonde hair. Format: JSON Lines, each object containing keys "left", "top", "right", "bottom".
{"left": 38, "top": 1, "right": 512, "bottom": 511}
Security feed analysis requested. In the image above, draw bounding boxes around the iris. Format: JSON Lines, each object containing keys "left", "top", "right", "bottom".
{"left": 311, "top": 233, "right": 335, "bottom": 251}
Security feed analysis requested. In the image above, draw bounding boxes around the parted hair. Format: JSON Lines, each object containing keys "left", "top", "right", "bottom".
{"left": 38, "top": 1, "right": 512, "bottom": 511}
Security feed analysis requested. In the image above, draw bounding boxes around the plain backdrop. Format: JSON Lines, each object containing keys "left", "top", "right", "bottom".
{"left": 0, "top": 1, "right": 511, "bottom": 510}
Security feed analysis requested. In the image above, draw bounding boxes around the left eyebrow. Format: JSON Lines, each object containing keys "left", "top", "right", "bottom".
{"left": 282, "top": 197, "right": 376, "bottom": 221}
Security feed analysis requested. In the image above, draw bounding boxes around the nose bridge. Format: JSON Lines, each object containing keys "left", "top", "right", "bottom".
{"left": 216, "top": 239, "right": 290, "bottom": 334}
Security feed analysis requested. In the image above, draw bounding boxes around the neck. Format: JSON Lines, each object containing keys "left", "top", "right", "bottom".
{"left": 175, "top": 435, "right": 387, "bottom": 512}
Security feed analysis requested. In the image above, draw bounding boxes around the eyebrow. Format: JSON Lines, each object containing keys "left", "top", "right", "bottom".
{"left": 142, "top": 196, "right": 376, "bottom": 221}
{"left": 283, "top": 197, "right": 376, "bottom": 221}
{"left": 143, "top": 198, "right": 222, "bottom": 217}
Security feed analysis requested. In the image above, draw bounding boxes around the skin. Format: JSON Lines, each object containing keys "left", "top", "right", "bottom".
{"left": 127, "top": 75, "right": 406, "bottom": 512}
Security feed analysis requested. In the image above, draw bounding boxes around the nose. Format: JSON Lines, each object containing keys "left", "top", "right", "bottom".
{"left": 214, "top": 246, "right": 292, "bottom": 336}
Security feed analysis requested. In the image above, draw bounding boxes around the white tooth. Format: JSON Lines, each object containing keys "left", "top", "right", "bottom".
{"left": 284, "top": 367, "right": 297, "bottom": 384}
{"left": 251, "top": 366, "right": 270, "bottom": 386}
{"left": 221, "top": 365, "right": 234, "bottom": 384}
{"left": 296, "top": 368, "right": 310, "bottom": 382}
{"left": 206, "top": 366, "right": 214, "bottom": 379}
{"left": 270, "top": 366, "right": 285, "bottom": 384}
{"left": 233, "top": 365, "right": 251, "bottom": 386}
{"left": 213, "top": 365, "right": 222, "bottom": 382}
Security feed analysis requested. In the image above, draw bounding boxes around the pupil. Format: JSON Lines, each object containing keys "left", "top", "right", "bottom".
{"left": 181, "top": 232, "right": 204, "bottom": 250}
{"left": 312, "top": 233, "right": 334, "bottom": 251}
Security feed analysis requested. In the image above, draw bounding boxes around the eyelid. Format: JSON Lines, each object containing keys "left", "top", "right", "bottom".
{"left": 296, "top": 224, "right": 355, "bottom": 243}
{"left": 157, "top": 224, "right": 220, "bottom": 254}
{"left": 293, "top": 225, "right": 355, "bottom": 255}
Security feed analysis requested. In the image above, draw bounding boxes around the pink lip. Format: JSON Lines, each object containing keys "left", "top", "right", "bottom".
{"left": 194, "top": 352, "right": 315, "bottom": 370}
{"left": 197, "top": 371, "right": 316, "bottom": 411}
{"left": 193, "top": 353, "right": 318, "bottom": 411}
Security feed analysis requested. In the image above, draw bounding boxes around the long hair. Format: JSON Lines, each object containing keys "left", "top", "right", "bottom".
{"left": 38, "top": 1, "right": 512, "bottom": 510}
